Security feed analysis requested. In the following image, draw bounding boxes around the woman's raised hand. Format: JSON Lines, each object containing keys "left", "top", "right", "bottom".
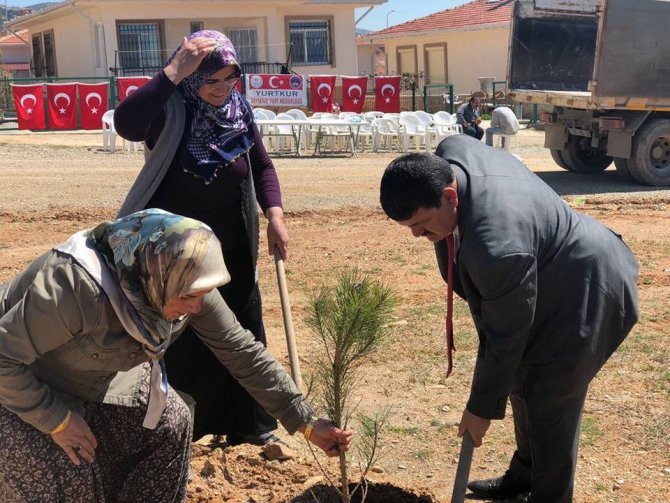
{"left": 51, "top": 412, "right": 98, "bottom": 465}
{"left": 164, "top": 36, "right": 218, "bottom": 85}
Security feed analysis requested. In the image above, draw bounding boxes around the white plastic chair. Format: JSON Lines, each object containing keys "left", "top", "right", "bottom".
{"left": 495, "top": 133, "right": 519, "bottom": 151}
{"left": 414, "top": 110, "right": 434, "bottom": 128}
{"left": 268, "top": 113, "right": 301, "bottom": 154}
{"left": 399, "top": 114, "right": 429, "bottom": 152}
{"left": 286, "top": 108, "right": 307, "bottom": 120}
{"left": 433, "top": 111, "right": 453, "bottom": 124}
{"left": 451, "top": 113, "right": 464, "bottom": 134}
{"left": 253, "top": 109, "right": 270, "bottom": 121}
{"left": 102, "top": 109, "right": 139, "bottom": 153}
{"left": 371, "top": 118, "right": 401, "bottom": 152}
{"left": 101, "top": 110, "right": 117, "bottom": 153}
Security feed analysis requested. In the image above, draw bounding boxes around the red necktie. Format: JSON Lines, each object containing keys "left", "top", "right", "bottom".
{"left": 445, "top": 234, "right": 456, "bottom": 377}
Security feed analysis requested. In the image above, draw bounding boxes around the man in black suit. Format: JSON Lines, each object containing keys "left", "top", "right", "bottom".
{"left": 379, "top": 135, "right": 639, "bottom": 502}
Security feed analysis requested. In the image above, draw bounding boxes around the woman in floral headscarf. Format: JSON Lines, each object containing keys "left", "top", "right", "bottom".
{"left": 114, "top": 31, "right": 288, "bottom": 444}
{"left": 0, "top": 209, "right": 351, "bottom": 502}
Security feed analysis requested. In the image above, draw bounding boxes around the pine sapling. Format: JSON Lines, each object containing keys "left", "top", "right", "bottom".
{"left": 305, "top": 269, "right": 397, "bottom": 503}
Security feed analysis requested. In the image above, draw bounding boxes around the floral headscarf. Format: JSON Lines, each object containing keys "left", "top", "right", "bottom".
{"left": 89, "top": 208, "right": 228, "bottom": 346}
{"left": 166, "top": 30, "right": 254, "bottom": 183}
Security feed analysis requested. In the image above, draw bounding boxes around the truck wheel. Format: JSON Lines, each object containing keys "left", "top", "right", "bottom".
{"left": 629, "top": 119, "right": 670, "bottom": 186}
{"left": 562, "top": 136, "right": 612, "bottom": 174}
{"left": 550, "top": 149, "right": 574, "bottom": 171}
{"left": 614, "top": 158, "right": 644, "bottom": 184}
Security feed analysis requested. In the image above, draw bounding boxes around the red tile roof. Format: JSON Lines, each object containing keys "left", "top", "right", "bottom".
{"left": 1, "top": 62, "right": 30, "bottom": 71}
{"left": 369, "top": 0, "right": 512, "bottom": 37}
{"left": 0, "top": 30, "right": 29, "bottom": 45}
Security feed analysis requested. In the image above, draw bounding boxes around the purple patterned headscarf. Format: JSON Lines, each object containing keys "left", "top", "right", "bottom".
{"left": 167, "top": 30, "right": 254, "bottom": 183}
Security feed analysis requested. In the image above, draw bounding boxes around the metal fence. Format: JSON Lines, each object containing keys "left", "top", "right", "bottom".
{"left": 1, "top": 72, "right": 459, "bottom": 129}
{"left": 0, "top": 76, "right": 117, "bottom": 128}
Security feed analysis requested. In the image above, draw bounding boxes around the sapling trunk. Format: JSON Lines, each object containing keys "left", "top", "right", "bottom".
{"left": 305, "top": 270, "right": 397, "bottom": 503}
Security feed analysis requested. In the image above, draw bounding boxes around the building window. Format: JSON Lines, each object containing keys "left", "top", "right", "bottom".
{"left": 227, "top": 28, "right": 258, "bottom": 63}
{"left": 42, "top": 30, "right": 57, "bottom": 76}
{"left": 190, "top": 21, "right": 204, "bottom": 34}
{"left": 117, "top": 21, "right": 164, "bottom": 74}
{"left": 32, "top": 34, "right": 44, "bottom": 77}
{"left": 288, "top": 19, "right": 331, "bottom": 66}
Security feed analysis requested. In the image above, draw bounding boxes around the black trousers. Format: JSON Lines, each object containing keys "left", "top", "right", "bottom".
{"left": 463, "top": 124, "right": 484, "bottom": 140}
{"left": 507, "top": 362, "right": 592, "bottom": 503}
{"left": 164, "top": 242, "right": 277, "bottom": 440}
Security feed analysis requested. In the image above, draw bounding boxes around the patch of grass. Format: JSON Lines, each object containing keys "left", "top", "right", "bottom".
{"left": 430, "top": 419, "right": 450, "bottom": 433}
{"left": 413, "top": 449, "right": 431, "bottom": 461}
{"left": 580, "top": 415, "right": 603, "bottom": 446}
{"left": 388, "top": 425, "right": 420, "bottom": 436}
{"left": 594, "top": 482, "right": 609, "bottom": 493}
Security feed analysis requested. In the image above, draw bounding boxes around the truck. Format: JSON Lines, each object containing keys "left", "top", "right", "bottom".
{"left": 507, "top": 0, "right": 670, "bottom": 186}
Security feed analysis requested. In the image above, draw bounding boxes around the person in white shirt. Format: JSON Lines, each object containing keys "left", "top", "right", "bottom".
{"left": 485, "top": 106, "right": 520, "bottom": 148}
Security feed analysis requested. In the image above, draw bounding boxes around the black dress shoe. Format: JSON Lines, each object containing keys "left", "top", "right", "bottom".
{"left": 467, "top": 471, "right": 531, "bottom": 500}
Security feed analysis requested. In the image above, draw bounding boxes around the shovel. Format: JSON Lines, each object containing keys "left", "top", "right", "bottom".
{"left": 451, "top": 431, "right": 475, "bottom": 503}
{"left": 273, "top": 248, "right": 304, "bottom": 391}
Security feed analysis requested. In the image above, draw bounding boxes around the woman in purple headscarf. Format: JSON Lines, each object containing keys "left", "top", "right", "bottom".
{"left": 114, "top": 31, "right": 287, "bottom": 445}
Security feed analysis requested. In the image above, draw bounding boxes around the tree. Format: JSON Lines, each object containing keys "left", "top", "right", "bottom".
{"left": 305, "top": 269, "right": 397, "bottom": 502}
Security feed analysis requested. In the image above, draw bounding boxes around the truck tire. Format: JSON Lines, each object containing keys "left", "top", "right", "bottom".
{"left": 614, "top": 158, "right": 644, "bottom": 184}
{"left": 562, "top": 135, "right": 612, "bottom": 174}
{"left": 550, "top": 149, "right": 574, "bottom": 171}
{"left": 629, "top": 119, "right": 670, "bottom": 186}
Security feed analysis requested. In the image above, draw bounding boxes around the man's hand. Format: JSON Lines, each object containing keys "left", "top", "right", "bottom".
{"left": 164, "top": 36, "right": 217, "bottom": 85}
{"left": 51, "top": 412, "right": 98, "bottom": 465}
{"left": 266, "top": 207, "right": 289, "bottom": 260}
{"left": 458, "top": 409, "right": 491, "bottom": 447}
{"left": 302, "top": 418, "right": 353, "bottom": 457}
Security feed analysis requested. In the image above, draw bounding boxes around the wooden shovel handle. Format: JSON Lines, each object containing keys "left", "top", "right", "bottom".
{"left": 273, "top": 248, "right": 304, "bottom": 391}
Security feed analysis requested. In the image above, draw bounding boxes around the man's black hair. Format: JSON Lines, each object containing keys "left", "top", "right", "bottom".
{"left": 379, "top": 153, "right": 455, "bottom": 221}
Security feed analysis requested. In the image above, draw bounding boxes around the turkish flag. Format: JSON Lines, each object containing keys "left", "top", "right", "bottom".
{"left": 310, "top": 75, "right": 336, "bottom": 113}
{"left": 117, "top": 76, "right": 150, "bottom": 102}
{"left": 11, "top": 84, "right": 46, "bottom": 130}
{"left": 342, "top": 76, "right": 367, "bottom": 113}
{"left": 374, "top": 76, "right": 401, "bottom": 113}
{"left": 46, "top": 83, "right": 77, "bottom": 129}
{"left": 78, "top": 82, "right": 109, "bottom": 130}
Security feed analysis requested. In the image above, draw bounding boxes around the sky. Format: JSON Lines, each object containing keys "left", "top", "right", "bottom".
{"left": 355, "top": 0, "right": 469, "bottom": 31}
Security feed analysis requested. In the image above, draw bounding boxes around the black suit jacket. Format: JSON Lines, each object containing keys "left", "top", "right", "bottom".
{"left": 434, "top": 135, "right": 639, "bottom": 419}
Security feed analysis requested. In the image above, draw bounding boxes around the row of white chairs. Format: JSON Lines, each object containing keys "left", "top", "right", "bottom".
{"left": 253, "top": 109, "right": 464, "bottom": 154}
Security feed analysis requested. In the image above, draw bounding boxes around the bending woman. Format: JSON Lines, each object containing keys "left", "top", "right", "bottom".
{"left": 114, "top": 31, "right": 288, "bottom": 444}
{"left": 0, "top": 209, "right": 350, "bottom": 503}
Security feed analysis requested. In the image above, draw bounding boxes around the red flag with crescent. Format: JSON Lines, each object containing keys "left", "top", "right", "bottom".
{"left": 310, "top": 75, "right": 336, "bottom": 113}
{"left": 341, "top": 76, "right": 367, "bottom": 113}
{"left": 11, "top": 84, "right": 46, "bottom": 130}
{"left": 78, "top": 82, "right": 109, "bottom": 130}
{"left": 374, "top": 76, "right": 401, "bottom": 113}
{"left": 46, "top": 83, "right": 77, "bottom": 129}
{"left": 117, "top": 76, "right": 150, "bottom": 102}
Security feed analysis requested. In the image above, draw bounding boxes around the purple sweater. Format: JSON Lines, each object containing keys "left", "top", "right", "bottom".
{"left": 114, "top": 71, "right": 282, "bottom": 250}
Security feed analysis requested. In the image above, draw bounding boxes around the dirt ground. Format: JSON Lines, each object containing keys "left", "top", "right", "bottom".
{"left": 0, "top": 127, "right": 668, "bottom": 503}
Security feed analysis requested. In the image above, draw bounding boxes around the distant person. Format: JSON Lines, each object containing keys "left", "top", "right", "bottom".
{"left": 379, "top": 136, "right": 639, "bottom": 502}
{"left": 457, "top": 96, "right": 484, "bottom": 140}
{"left": 0, "top": 209, "right": 352, "bottom": 502}
{"left": 486, "top": 106, "right": 520, "bottom": 148}
{"left": 114, "top": 30, "right": 287, "bottom": 446}
{"left": 331, "top": 101, "right": 341, "bottom": 114}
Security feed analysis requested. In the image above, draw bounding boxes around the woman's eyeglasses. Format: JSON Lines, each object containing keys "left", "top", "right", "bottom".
{"left": 202, "top": 73, "right": 241, "bottom": 89}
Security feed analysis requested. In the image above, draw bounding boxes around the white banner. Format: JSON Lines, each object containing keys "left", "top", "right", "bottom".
{"left": 245, "top": 74, "right": 307, "bottom": 107}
